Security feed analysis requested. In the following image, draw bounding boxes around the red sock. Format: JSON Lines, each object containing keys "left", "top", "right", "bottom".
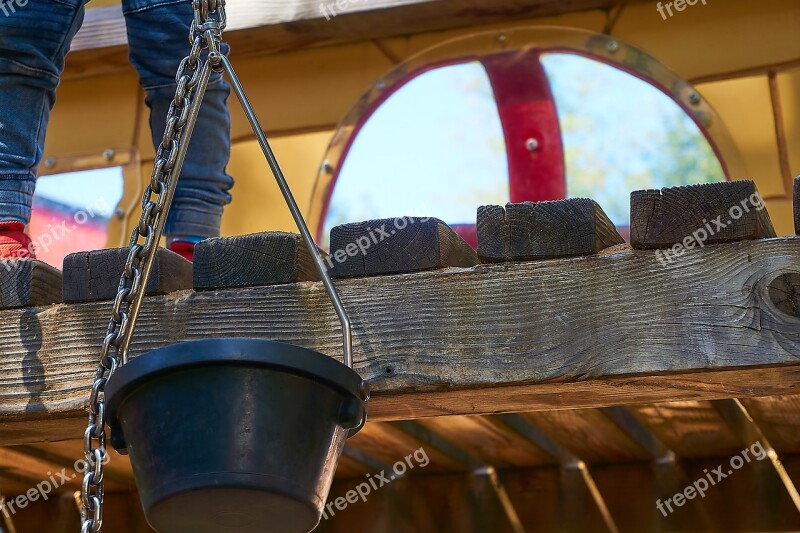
{"left": 0, "top": 221, "right": 35, "bottom": 260}
{"left": 168, "top": 241, "right": 195, "bottom": 263}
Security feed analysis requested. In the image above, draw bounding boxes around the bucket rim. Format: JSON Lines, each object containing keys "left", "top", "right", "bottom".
{"left": 104, "top": 338, "right": 369, "bottom": 421}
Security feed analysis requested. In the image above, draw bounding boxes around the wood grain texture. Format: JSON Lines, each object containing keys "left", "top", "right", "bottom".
{"left": 193, "top": 232, "right": 323, "bottom": 290}
{"left": 329, "top": 217, "right": 477, "bottom": 278}
{"left": 625, "top": 401, "right": 743, "bottom": 459}
{"left": 630, "top": 181, "right": 777, "bottom": 249}
{"left": 520, "top": 409, "right": 650, "bottom": 464}
{"left": 0, "top": 259, "right": 62, "bottom": 309}
{"left": 0, "top": 238, "right": 798, "bottom": 444}
{"left": 62, "top": 248, "right": 191, "bottom": 303}
{"left": 417, "top": 415, "right": 557, "bottom": 469}
{"left": 477, "top": 199, "right": 624, "bottom": 261}
{"left": 740, "top": 395, "right": 800, "bottom": 454}
{"left": 794, "top": 175, "right": 799, "bottom": 234}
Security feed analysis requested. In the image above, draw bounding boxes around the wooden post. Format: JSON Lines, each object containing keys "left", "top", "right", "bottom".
{"left": 478, "top": 199, "right": 624, "bottom": 261}
{"left": 0, "top": 259, "right": 61, "bottom": 309}
{"left": 62, "top": 248, "right": 192, "bottom": 303}
{"left": 193, "top": 232, "right": 326, "bottom": 290}
{"left": 630, "top": 181, "right": 776, "bottom": 249}
{"left": 329, "top": 217, "right": 477, "bottom": 278}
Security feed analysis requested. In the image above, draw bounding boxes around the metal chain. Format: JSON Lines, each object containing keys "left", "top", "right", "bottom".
{"left": 80, "top": 2, "right": 226, "bottom": 531}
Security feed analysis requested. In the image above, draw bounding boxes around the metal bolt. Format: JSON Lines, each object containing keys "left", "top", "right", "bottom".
{"left": 606, "top": 40, "right": 619, "bottom": 53}
{"left": 114, "top": 208, "right": 125, "bottom": 219}
{"left": 525, "top": 138, "right": 539, "bottom": 152}
{"left": 321, "top": 160, "right": 334, "bottom": 174}
{"left": 496, "top": 32, "right": 507, "bottom": 44}
{"left": 375, "top": 80, "right": 386, "bottom": 90}
{"left": 43, "top": 157, "right": 56, "bottom": 169}
{"left": 102, "top": 148, "right": 115, "bottom": 161}
{"left": 688, "top": 91, "right": 702, "bottom": 105}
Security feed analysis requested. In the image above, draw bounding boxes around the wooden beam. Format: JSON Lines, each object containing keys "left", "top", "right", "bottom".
{"left": 329, "top": 217, "right": 477, "bottom": 278}
{"left": 794, "top": 175, "right": 799, "bottom": 235}
{"left": 62, "top": 248, "right": 192, "bottom": 303}
{"left": 65, "top": 0, "right": 629, "bottom": 80}
{"left": 193, "top": 232, "right": 324, "bottom": 290}
{"left": 630, "top": 181, "right": 776, "bottom": 249}
{"left": 0, "top": 238, "right": 798, "bottom": 444}
{"left": 0, "top": 260, "right": 61, "bottom": 310}
{"left": 477, "top": 199, "right": 624, "bottom": 261}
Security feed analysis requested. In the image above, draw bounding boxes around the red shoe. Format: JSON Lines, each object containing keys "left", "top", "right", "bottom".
{"left": 168, "top": 241, "right": 195, "bottom": 263}
{"left": 0, "top": 221, "right": 35, "bottom": 260}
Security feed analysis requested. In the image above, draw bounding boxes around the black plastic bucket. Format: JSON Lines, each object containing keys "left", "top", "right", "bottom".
{"left": 105, "top": 338, "right": 369, "bottom": 533}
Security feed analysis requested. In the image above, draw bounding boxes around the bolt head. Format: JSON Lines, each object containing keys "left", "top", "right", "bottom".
{"left": 375, "top": 80, "right": 387, "bottom": 90}
{"left": 496, "top": 33, "right": 507, "bottom": 44}
{"left": 525, "top": 138, "right": 539, "bottom": 152}
{"left": 43, "top": 157, "right": 56, "bottom": 169}
{"left": 606, "top": 40, "right": 620, "bottom": 53}
{"left": 688, "top": 91, "right": 702, "bottom": 105}
{"left": 321, "top": 160, "right": 334, "bottom": 174}
{"left": 102, "top": 149, "right": 115, "bottom": 161}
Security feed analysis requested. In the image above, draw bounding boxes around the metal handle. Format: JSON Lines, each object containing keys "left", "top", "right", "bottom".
{"left": 216, "top": 54, "right": 354, "bottom": 368}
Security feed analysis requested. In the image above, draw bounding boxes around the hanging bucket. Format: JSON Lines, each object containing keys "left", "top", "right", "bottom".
{"left": 105, "top": 337, "right": 369, "bottom": 533}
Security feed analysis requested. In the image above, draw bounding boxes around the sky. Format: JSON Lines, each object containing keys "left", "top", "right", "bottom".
{"left": 323, "top": 52, "right": 722, "bottom": 233}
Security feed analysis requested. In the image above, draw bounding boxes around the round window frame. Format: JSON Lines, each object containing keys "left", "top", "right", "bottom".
{"left": 308, "top": 26, "right": 746, "bottom": 240}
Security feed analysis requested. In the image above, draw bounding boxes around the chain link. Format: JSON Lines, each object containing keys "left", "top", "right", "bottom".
{"left": 80, "top": 2, "right": 226, "bottom": 531}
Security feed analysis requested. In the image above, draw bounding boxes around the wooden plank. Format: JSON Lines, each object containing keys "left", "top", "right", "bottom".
{"left": 417, "top": 415, "right": 557, "bottom": 469}
{"left": 64, "top": 0, "right": 629, "bottom": 80}
{"left": 795, "top": 175, "right": 799, "bottom": 234}
{"left": 477, "top": 199, "right": 624, "bottom": 261}
{"left": 625, "top": 401, "right": 743, "bottom": 459}
{"left": 62, "top": 248, "right": 192, "bottom": 303}
{"left": 740, "top": 395, "right": 800, "bottom": 454}
{"left": 0, "top": 238, "right": 798, "bottom": 444}
{"left": 347, "top": 422, "right": 466, "bottom": 474}
{"left": 630, "top": 181, "right": 776, "bottom": 250}
{"left": 0, "top": 260, "right": 62, "bottom": 309}
{"left": 193, "top": 232, "right": 324, "bottom": 290}
{"left": 520, "top": 409, "right": 651, "bottom": 464}
{"left": 329, "top": 217, "right": 477, "bottom": 278}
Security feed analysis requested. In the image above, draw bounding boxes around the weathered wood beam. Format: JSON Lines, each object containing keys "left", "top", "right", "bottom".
{"left": 62, "top": 248, "right": 191, "bottom": 303}
{"left": 0, "top": 260, "right": 61, "bottom": 310}
{"left": 477, "top": 199, "right": 624, "bottom": 261}
{"left": 794, "top": 175, "right": 799, "bottom": 234}
{"left": 329, "top": 217, "right": 477, "bottom": 278}
{"left": 0, "top": 238, "right": 798, "bottom": 444}
{"left": 193, "top": 232, "right": 324, "bottom": 290}
{"left": 630, "top": 181, "right": 776, "bottom": 249}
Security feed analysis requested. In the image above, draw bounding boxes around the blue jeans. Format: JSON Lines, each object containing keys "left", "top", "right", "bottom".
{"left": 0, "top": 0, "right": 233, "bottom": 238}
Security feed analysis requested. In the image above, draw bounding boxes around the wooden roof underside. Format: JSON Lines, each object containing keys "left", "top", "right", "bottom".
{"left": 65, "top": 0, "right": 639, "bottom": 80}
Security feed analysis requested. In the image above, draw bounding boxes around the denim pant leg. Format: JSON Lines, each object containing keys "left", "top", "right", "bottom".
{"left": 0, "top": 0, "right": 87, "bottom": 223}
{"left": 123, "top": 0, "right": 233, "bottom": 238}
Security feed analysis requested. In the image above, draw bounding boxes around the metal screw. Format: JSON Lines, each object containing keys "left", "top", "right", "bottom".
{"left": 321, "top": 160, "right": 334, "bottom": 174}
{"left": 688, "top": 91, "right": 701, "bottom": 105}
{"left": 525, "top": 138, "right": 539, "bottom": 152}
{"left": 43, "top": 157, "right": 56, "bottom": 169}
{"left": 102, "top": 148, "right": 115, "bottom": 161}
{"left": 496, "top": 32, "right": 507, "bottom": 44}
{"left": 114, "top": 208, "right": 125, "bottom": 219}
{"left": 375, "top": 80, "right": 386, "bottom": 90}
{"left": 606, "top": 40, "right": 619, "bottom": 53}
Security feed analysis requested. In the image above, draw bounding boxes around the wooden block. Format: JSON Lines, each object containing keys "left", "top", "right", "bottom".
{"left": 0, "top": 259, "right": 62, "bottom": 309}
{"left": 193, "top": 232, "right": 324, "bottom": 290}
{"left": 477, "top": 198, "right": 624, "bottom": 261}
{"left": 794, "top": 175, "right": 799, "bottom": 235}
{"left": 329, "top": 217, "right": 478, "bottom": 278}
{"left": 63, "top": 248, "right": 192, "bottom": 303}
{"left": 630, "top": 181, "right": 776, "bottom": 249}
